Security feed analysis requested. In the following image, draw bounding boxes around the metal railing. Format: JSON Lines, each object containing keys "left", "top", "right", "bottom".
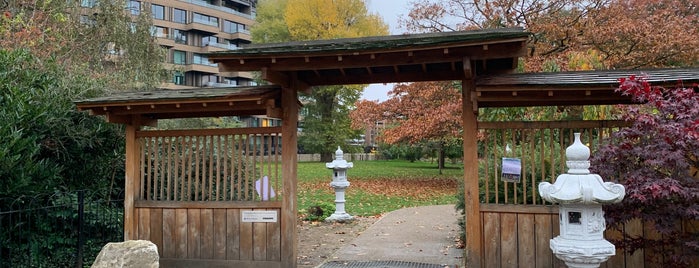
{"left": 181, "top": 0, "right": 255, "bottom": 20}
{"left": 0, "top": 190, "right": 124, "bottom": 268}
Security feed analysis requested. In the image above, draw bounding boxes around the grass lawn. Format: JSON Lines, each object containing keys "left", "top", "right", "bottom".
{"left": 298, "top": 159, "right": 463, "bottom": 218}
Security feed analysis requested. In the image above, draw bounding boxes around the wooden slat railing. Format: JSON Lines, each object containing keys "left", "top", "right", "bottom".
{"left": 137, "top": 127, "right": 282, "bottom": 202}
{"left": 477, "top": 120, "right": 630, "bottom": 205}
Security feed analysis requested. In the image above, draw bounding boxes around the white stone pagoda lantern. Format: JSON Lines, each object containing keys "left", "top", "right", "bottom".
{"left": 325, "top": 146, "right": 354, "bottom": 222}
{"left": 539, "top": 133, "right": 626, "bottom": 268}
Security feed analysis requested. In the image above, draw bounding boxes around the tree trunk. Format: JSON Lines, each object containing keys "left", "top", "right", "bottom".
{"left": 438, "top": 141, "right": 445, "bottom": 175}
{"left": 320, "top": 152, "right": 333, "bottom": 162}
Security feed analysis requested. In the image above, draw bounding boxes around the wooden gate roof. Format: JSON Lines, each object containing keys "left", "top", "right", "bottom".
{"left": 475, "top": 68, "right": 699, "bottom": 107}
{"left": 75, "top": 85, "right": 283, "bottom": 124}
{"left": 209, "top": 28, "right": 530, "bottom": 87}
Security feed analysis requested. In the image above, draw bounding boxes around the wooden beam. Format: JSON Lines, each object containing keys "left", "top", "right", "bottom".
{"left": 462, "top": 79, "right": 482, "bottom": 268}
{"left": 280, "top": 86, "right": 298, "bottom": 267}
{"left": 124, "top": 116, "right": 142, "bottom": 241}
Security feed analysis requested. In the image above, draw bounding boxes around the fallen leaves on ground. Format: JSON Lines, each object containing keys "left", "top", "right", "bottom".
{"left": 300, "top": 177, "right": 458, "bottom": 201}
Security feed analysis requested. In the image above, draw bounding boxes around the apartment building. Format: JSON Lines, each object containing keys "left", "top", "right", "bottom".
{"left": 128, "top": 0, "right": 257, "bottom": 88}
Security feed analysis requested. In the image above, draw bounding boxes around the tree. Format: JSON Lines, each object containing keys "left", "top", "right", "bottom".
{"left": 252, "top": 0, "right": 389, "bottom": 161}
{"left": 350, "top": 81, "right": 462, "bottom": 172}
{"left": 591, "top": 76, "right": 699, "bottom": 266}
{"left": 1, "top": 0, "right": 166, "bottom": 90}
{"left": 402, "top": 0, "right": 699, "bottom": 71}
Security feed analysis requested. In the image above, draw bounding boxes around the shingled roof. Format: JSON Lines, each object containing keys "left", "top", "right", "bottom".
{"left": 75, "top": 86, "right": 283, "bottom": 123}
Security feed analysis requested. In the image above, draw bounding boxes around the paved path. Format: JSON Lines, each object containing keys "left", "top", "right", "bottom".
{"left": 322, "top": 205, "right": 463, "bottom": 267}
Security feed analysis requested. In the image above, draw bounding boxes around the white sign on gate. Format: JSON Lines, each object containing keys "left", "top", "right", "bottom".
{"left": 241, "top": 210, "right": 278, "bottom": 223}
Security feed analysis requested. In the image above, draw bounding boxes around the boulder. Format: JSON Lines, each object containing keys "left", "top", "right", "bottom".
{"left": 91, "top": 240, "right": 159, "bottom": 268}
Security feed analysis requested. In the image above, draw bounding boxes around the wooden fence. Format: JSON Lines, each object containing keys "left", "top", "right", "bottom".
{"left": 132, "top": 127, "right": 283, "bottom": 267}
{"left": 475, "top": 120, "right": 691, "bottom": 268}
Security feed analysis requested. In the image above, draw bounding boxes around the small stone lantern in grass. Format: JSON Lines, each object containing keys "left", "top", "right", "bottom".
{"left": 539, "top": 133, "right": 626, "bottom": 268}
{"left": 325, "top": 146, "right": 354, "bottom": 223}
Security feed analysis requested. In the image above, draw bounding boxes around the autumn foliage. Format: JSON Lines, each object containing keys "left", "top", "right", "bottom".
{"left": 591, "top": 76, "right": 699, "bottom": 266}
{"left": 351, "top": 81, "right": 462, "bottom": 144}
{"left": 402, "top": 0, "right": 699, "bottom": 71}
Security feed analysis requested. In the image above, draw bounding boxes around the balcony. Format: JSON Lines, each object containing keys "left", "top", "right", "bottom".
{"left": 222, "top": 29, "right": 251, "bottom": 41}
{"left": 185, "top": 62, "right": 219, "bottom": 74}
{"left": 200, "top": 42, "right": 239, "bottom": 53}
{"left": 180, "top": 0, "right": 255, "bottom": 20}
{"left": 219, "top": 71, "right": 254, "bottom": 79}
{"left": 205, "top": 82, "right": 238, "bottom": 87}
{"left": 155, "top": 34, "right": 175, "bottom": 47}
{"left": 185, "top": 18, "right": 220, "bottom": 34}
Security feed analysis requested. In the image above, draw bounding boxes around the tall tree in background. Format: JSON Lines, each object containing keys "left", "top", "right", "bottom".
{"left": 1, "top": 0, "right": 166, "bottom": 90}
{"left": 350, "top": 82, "right": 462, "bottom": 172}
{"left": 402, "top": 0, "right": 699, "bottom": 71}
{"left": 252, "top": 0, "right": 388, "bottom": 161}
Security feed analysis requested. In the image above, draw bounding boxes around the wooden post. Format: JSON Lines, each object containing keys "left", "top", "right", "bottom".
{"left": 124, "top": 117, "right": 142, "bottom": 240}
{"left": 462, "top": 79, "right": 482, "bottom": 267}
{"left": 280, "top": 86, "right": 298, "bottom": 267}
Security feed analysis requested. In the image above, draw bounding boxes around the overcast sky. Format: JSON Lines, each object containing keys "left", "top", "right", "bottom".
{"left": 360, "top": 0, "right": 414, "bottom": 102}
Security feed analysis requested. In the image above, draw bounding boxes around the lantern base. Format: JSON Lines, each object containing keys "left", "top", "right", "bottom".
{"left": 325, "top": 212, "right": 354, "bottom": 223}
{"left": 550, "top": 236, "right": 615, "bottom": 268}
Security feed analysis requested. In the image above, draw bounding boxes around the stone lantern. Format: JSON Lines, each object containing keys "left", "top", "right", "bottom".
{"left": 325, "top": 146, "right": 354, "bottom": 223}
{"left": 539, "top": 133, "right": 626, "bottom": 268}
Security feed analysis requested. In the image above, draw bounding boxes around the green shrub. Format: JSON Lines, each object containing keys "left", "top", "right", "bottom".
{"left": 303, "top": 202, "right": 336, "bottom": 222}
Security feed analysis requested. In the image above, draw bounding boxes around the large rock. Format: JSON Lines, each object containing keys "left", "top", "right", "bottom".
{"left": 91, "top": 240, "right": 159, "bottom": 268}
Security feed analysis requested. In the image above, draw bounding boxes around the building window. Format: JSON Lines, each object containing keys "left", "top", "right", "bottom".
{"left": 173, "top": 29, "right": 187, "bottom": 44}
{"left": 223, "top": 20, "right": 245, "bottom": 33}
{"left": 193, "top": 13, "right": 218, "bottom": 27}
{"left": 81, "top": 0, "right": 96, "bottom": 8}
{"left": 151, "top": 4, "right": 164, "bottom": 20}
{"left": 151, "top": 26, "right": 167, "bottom": 38}
{"left": 128, "top": 1, "right": 140, "bottom": 15}
{"left": 173, "top": 50, "right": 186, "bottom": 65}
{"left": 173, "top": 72, "right": 185, "bottom": 85}
{"left": 173, "top": 8, "right": 186, "bottom": 24}
{"left": 202, "top": 36, "right": 218, "bottom": 46}
{"left": 193, "top": 53, "right": 216, "bottom": 66}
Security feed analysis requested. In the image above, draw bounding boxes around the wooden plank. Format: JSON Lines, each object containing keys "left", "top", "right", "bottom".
{"left": 173, "top": 136, "right": 181, "bottom": 201}
{"left": 137, "top": 126, "right": 282, "bottom": 138}
{"left": 500, "top": 213, "right": 518, "bottom": 268}
{"left": 462, "top": 79, "right": 482, "bottom": 268}
{"left": 150, "top": 208, "right": 163, "bottom": 256}
{"left": 477, "top": 120, "right": 630, "bottom": 130}
{"left": 209, "top": 136, "right": 215, "bottom": 201}
{"left": 213, "top": 209, "right": 227, "bottom": 260}
{"left": 483, "top": 212, "right": 501, "bottom": 268}
{"left": 604, "top": 224, "right": 625, "bottom": 268}
{"left": 534, "top": 214, "right": 553, "bottom": 268}
{"left": 162, "top": 209, "right": 176, "bottom": 258}
{"left": 124, "top": 123, "right": 140, "bottom": 240}
{"left": 184, "top": 136, "right": 193, "bottom": 201}
{"left": 195, "top": 136, "right": 202, "bottom": 201}
{"left": 280, "top": 86, "right": 299, "bottom": 267}
{"left": 187, "top": 209, "right": 201, "bottom": 259}
{"left": 175, "top": 209, "right": 188, "bottom": 258}
{"left": 240, "top": 212, "right": 254, "bottom": 261}
{"left": 253, "top": 221, "right": 267, "bottom": 260}
{"left": 135, "top": 200, "right": 282, "bottom": 209}
{"left": 215, "top": 136, "right": 222, "bottom": 201}
{"left": 518, "top": 214, "right": 535, "bottom": 267}
{"left": 625, "top": 218, "right": 644, "bottom": 267}
{"left": 166, "top": 136, "right": 173, "bottom": 201}
{"left": 137, "top": 208, "right": 151, "bottom": 240}
{"left": 227, "top": 209, "right": 241, "bottom": 260}
{"left": 643, "top": 220, "right": 662, "bottom": 268}
{"left": 267, "top": 209, "right": 281, "bottom": 261}
{"left": 480, "top": 204, "right": 558, "bottom": 214}
{"left": 201, "top": 208, "right": 214, "bottom": 259}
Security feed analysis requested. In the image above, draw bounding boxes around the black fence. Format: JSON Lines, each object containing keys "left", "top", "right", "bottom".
{"left": 0, "top": 190, "right": 124, "bottom": 268}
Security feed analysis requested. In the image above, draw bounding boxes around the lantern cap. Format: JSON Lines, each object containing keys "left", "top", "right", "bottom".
{"left": 539, "top": 133, "right": 625, "bottom": 204}
{"left": 326, "top": 146, "right": 353, "bottom": 169}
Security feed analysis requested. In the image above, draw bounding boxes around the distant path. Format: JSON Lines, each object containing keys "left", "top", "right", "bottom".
{"left": 325, "top": 205, "right": 463, "bottom": 267}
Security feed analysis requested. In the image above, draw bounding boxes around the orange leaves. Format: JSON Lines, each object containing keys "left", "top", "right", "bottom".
{"left": 300, "top": 177, "right": 459, "bottom": 201}
{"left": 350, "top": 81, "right": 462, "bottom": 144}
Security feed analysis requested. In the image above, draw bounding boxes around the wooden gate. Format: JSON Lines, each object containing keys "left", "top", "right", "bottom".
{"left": 476, "top": 120, "right": 658, "bottom": 268}
{"left": 133, "top": 127, "right": 283, "bottom": 267}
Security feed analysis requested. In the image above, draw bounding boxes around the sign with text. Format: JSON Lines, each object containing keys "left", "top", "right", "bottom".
{"left": 241, "top": 210, "right": 278, "bottom": 223}
{"left": 501, "top": 157, "right": 522, "bottom": 183}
